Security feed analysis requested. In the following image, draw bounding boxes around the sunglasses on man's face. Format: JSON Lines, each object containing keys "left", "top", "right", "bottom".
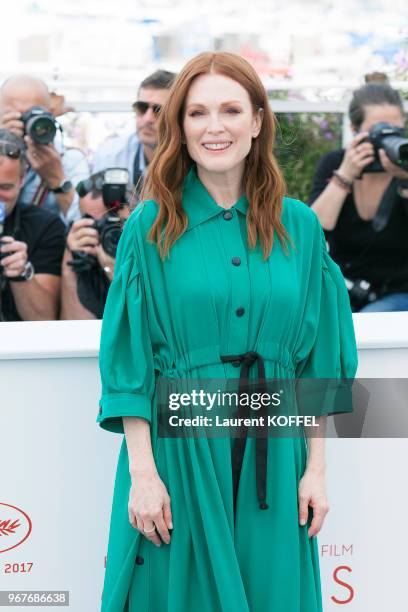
{"left": 132, "top": 101, "right": 162, "bottom": 117}
{"left": 0, "top": 142, "right": 23, "bottom": 159}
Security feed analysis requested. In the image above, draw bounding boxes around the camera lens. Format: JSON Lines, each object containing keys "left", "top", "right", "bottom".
{"left": 26, "top": 116, "right": 56, "bottom": 145}
{"left": 100, "top": 222, "right": 122, "bottom": 258}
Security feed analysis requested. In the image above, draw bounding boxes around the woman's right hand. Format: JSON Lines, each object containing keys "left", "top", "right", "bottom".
{"left": 128, "top": 471, "right": 173, "bottom": 547}
{"left": 338, "top": 131, "right": 375, "bottom": 181}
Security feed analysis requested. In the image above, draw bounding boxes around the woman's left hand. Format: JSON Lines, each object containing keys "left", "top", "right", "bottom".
{"left": 298, "top": 466, "right": 329, "bottom": 538}
{"left": 379, "top": 148, "right": 408, "bottom": 180}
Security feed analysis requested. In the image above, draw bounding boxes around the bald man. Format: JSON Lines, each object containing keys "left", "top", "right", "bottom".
{"left": 0, "top": 75, "right": 89, "bottom": 225}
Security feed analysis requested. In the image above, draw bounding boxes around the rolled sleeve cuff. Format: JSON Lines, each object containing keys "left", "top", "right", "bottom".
{"left": 97, "top": 392, "right": 151, "bottom": 433}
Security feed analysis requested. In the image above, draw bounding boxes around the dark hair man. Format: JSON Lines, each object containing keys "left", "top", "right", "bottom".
{"left": 92, "top": 70, "right": 176, "bottom": 194}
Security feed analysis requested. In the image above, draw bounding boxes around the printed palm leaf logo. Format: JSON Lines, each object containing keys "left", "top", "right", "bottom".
{"left": 0, "top": 504, "right": 32, "bottom": 553}
{"left": 0, "top": 519, "right": 21, "bottom": 536}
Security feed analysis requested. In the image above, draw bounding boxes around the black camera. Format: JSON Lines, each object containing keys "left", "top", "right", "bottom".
{"left": 75, "top": 168, "right": 131, "bottom": 259}
{"left": 67, "top": 213, "right": 123, "bottom": 272}
{"left": 87, "top": 213, "right": 122, "bottom": 259}
{"left": 345, "top": 278, "right": 378, "bottom": 311}
{"left": 67, "top": 212, "right": 124, "bottom": 273}
{"left": 362, "top": 122, "right": 408, "bottom": 173}
{"left": 76, "top": 168, "right": 131, "bottom": 213}
{"left": 68, "top": 169, "right": 131, "bottom": 273}
{"left": 21, "top": 106, "right": 58, "bottom": 145}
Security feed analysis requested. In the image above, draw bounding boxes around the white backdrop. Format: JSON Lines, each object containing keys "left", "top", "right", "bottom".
{"left": 0, "top": 315, "right": 407, "bottom": 611}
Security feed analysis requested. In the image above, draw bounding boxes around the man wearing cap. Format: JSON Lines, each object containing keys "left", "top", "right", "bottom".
{"left": 92, "top": 70, "right": 176, "bottom": 196}
{"left": 0, "top": 129, "right": 65, "bottom": 321}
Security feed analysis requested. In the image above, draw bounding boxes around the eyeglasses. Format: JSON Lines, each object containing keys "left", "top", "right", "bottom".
{"left": 0, "top": 142, "right": 24, "bottom": 159}
{"left": 132, "top": 101, "right": 162, "bottom": 117}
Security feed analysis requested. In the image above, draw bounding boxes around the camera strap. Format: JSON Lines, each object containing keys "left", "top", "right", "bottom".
{"left": 370, "top": 177, "right": 398, "bottom": 232}
{"left": 132, "top": 142, "right": 147, "bottom": 198}
{"left": 133, "top": 143, "right": 143, "bottom": 185}
{"left": 343, "top": 177, "right": 399, "bottom": 273}
{"left": 31, "top": 179, "right": 49, "bottom": 207}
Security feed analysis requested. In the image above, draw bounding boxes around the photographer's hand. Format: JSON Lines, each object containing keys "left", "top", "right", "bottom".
{"left": 311, "top": 132, "right": 375, "bottom": 230}
{"left": 338, "top": 131, "right": 375, "bottom": 181}
{"left": 378, "top": 148, "right": 408, "bottom": 180}
{"left": 66, "top": 218, "right": 115, "bottom": 280}
{"left": 0, "top": 110, "right": 25, "bottom": 137}
{"left": 0, "top": 236, "right": 27, "bottom": 277}
{"left": 1, "top": 235, "right": 60, "bottom": 320}
{"left": 25, "top": 135, "right": 76, "bottom": 218}
{"left": 24, "top": 135, "right": 65, "bottom": 187}
{"left": 66, "top": 217, "right": 99, "bottom": 253}
{"left": 61, "top": 219, "right": 100, "bottom": 321}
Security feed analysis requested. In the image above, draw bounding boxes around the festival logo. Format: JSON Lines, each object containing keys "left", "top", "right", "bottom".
{"left": 0, "top": 503, "right": 32, "bottom": 553}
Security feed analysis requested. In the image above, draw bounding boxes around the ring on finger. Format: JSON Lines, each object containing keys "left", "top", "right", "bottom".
{"left": 143, "top": 526, "right": 156, "bottom": 534}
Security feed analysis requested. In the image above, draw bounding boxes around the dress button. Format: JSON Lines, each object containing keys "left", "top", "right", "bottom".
{"left": 236, "top": 307, "right": 245, "bottom": 317}
{"left": 231, "top": 257, "right": 241, "bottom": 266}
{"left": 223, "top": 210, "right": 233, "bottom": 220}
{"left": 135, "top": 556, "right": 144, "bottom": 565}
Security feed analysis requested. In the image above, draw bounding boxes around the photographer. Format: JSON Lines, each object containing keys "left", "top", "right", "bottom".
{"left": 309, "top": 82, "right": 408, "bottom": 312}
{"left": 92, "top": 70, "right": 176, "bottom": 196}
{"left": 0, "top": 130, "right": 65, "bottom": 321}
{"left": 0, "top": 74, "right": 90, "bottom": 226}
{"left": 60, "top": 169, "right": 131, "bottom": 320}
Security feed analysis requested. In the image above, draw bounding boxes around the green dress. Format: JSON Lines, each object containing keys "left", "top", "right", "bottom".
{"left": 97, "top": 165, "right": 358, "bottom": 612}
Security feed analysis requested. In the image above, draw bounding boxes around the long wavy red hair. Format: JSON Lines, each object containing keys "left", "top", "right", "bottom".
{"left": 140, "top": 51, "right": 290, "bottom": 259}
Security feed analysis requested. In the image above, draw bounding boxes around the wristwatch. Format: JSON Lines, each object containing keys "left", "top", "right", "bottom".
{"left": 9, "top": 261, "right": 35, "bottom": 282}
{"left": 50, "top": 179, "right": 73, "bottom": 194}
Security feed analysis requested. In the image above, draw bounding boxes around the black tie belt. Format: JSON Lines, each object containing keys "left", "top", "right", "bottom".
{"left": 220, "top": 351, "right": 269, "bottom": 511}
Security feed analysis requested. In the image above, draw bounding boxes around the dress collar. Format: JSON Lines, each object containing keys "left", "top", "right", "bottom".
{"left": 182, "top": 165, "right": 249, "bottom": 232}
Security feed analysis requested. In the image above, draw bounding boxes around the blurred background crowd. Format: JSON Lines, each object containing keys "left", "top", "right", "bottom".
{"left": 0, "top": 0, "right": 408, "bottom": 321}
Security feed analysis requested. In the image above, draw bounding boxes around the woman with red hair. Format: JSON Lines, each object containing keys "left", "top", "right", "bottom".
{"left": 97, "top": 51, "right": 358, "bottom": 611}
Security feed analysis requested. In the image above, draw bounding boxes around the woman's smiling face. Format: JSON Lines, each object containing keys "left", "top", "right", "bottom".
{"left": 182, "top": 73, "right": 262, "bottom": 176}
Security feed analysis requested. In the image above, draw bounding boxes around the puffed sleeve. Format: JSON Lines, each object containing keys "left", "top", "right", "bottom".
{"left": 97, "top": 211, "right": 155, "bottom": 433}
{"left": 294, "top": 219, "right": 358, "bottom": 417}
